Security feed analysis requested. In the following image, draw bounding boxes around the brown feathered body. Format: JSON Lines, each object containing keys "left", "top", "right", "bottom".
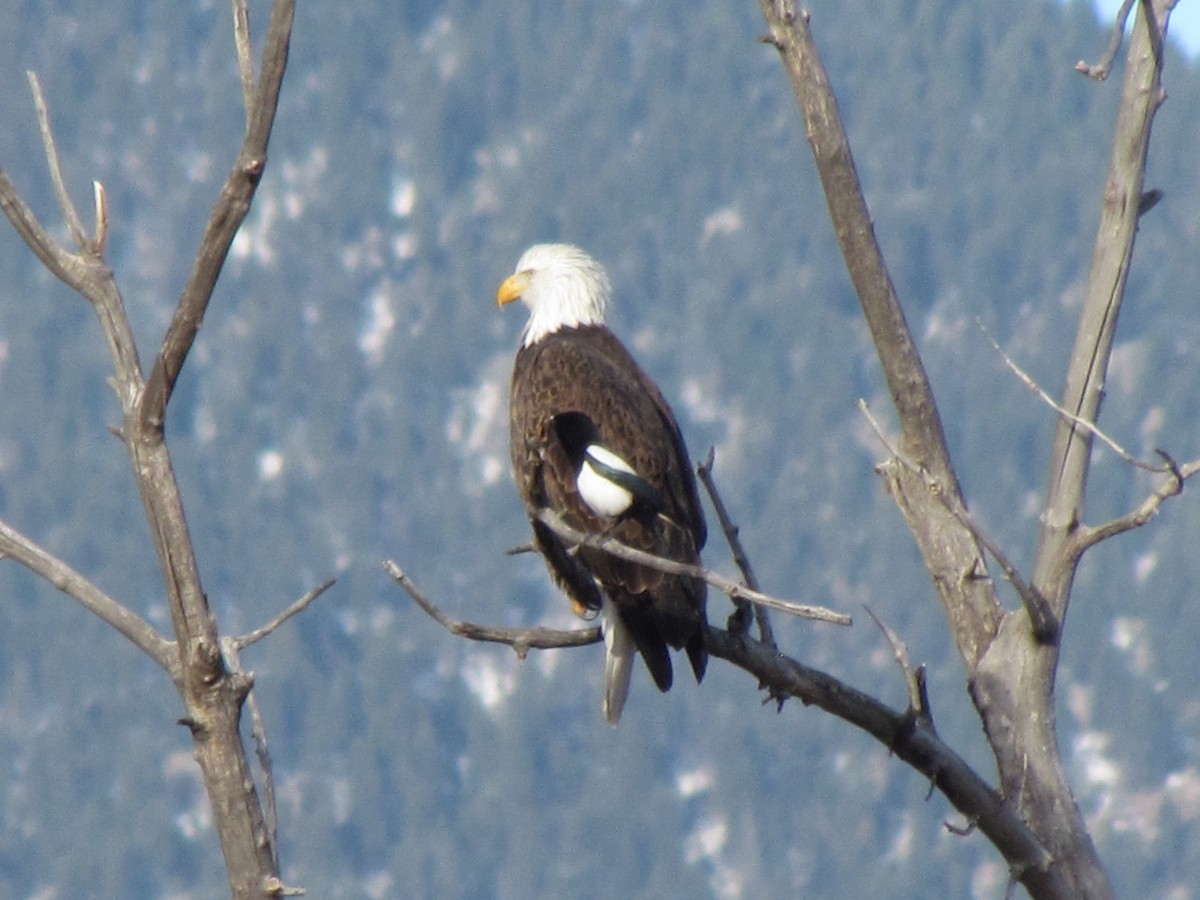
{"left": 509, "top": 323, "right": 708, "bottom": 705}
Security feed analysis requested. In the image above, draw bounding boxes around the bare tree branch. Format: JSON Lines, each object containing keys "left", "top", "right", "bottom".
{"left": 391, "top": 555, "right": 1069, "bottom": 900}
{"left": 979, "top": 319, "right": 1170, "bottom": 474}
{"left": 0, "top": 517, "right": 175, "bottom": 672}
{"left": 753, "top": 3, "right": 1188, "bottom": 896}
{"left": 1075, "top": 0, "right": 1138, "bottom": 80}
{"left": 696, "top": 448, "right": 776, "bottom": 646}
{"left": 758, "top": 0, "right": 1002, "bottom": 668}
{"left": 975, "top": 3, "right": 1173, "bottom": 896}
{"left": 396, "top": 549, "right": 1072, "bottom": 899}
{"left": 535, "top": 508, "right": 851, "bottom": 626}
{"left": 0, "top": 166, "right": 88, "bottom": 286}
{"left": 27, "top": 71, "right": 92, "bottom": 251}
{"left": 1031, "top": 0, "right": 1173, "bottom": 622}
{"left": 705, "top": 624, "right": 1073, "bottom": 898}
{"left": 140, "top": 0, "right": 295, "bottom": 431}
{"left": 1069, "top": 454, "right": 1199, "bottom": 555}
{"left": 864, "top": 606, "right": 933, "bottom": 729}
{"left": 858, "top": 400, "right": 1058, "bottom": 643}
{"left": 1, "top": 3, "right": 299, "bottom": 897}
{"left": 232, "top": 577, "right": 336, "bottom": 650}
{"left": 385, "top": 560, "right": 602, "bottom": 657}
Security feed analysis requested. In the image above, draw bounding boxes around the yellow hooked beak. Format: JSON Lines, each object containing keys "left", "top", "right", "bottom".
{"left": 496, "top": 270, "right": 531, "bottom": 307}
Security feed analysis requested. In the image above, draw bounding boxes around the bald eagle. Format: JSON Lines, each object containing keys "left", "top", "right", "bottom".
{"left": 498, "top": 243, "right": 707, "bottom": 723}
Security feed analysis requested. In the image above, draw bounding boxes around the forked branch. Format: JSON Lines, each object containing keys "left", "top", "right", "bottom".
{"left": 140, "top": 0, "right": 295, "bottom": 431}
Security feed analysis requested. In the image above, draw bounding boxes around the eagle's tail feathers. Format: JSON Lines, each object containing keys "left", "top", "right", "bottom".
{"left": 601, "top": 598, "right": 637, "bottom": 725}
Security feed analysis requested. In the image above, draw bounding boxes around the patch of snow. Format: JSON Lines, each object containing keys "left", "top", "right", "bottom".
{"left": 700, "top": 206, "right": 743, "bottom": 245}
{"left": 361, "top": 870, "right": 395, "bottom": 900}
{"left": 390, "top": 177, "right": 416, "bottom": 218}
{"left": 882, "top": 810, "right": 915, "bottom": 863}
{"left": 676, "top": 764, "right": 715, "bottom": 798}
{"left": 258, "top": 449, "right": 285, "bottom": 482}
{"left": 1133, "top": 551, "right": 1158, "bottom": 583}
{"left": 1166, "top": 768, "right": 1200, "bottom": 822}
{"left": 683, "top": 813, "right": 743, "bottom": 900}
{"left": 445, "top": 352, "right": 511, "bottom": 494}
{"left": 358, "top": 284, "right": 396, "bottom": 366}
{"left": 683, "top": 813, "right": 728, "bottom": 863}
{"left": 1074, "top": 730, "right": 1120, "bottom": 790}
{"left": 461, "top": 650, "right": 516, "bottom": 713}
{"left": 1111, "top": 616, "right": 1153, "bottom": 675}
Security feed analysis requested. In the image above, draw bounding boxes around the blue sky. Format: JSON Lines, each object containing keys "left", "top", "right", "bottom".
{"left": 1090, "top": 0, "right": 1200, "bottom": 56}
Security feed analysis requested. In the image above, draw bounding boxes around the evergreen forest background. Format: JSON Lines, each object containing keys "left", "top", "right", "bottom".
{"left": 1, "top": 0, "right": 1199, "bottom": 897}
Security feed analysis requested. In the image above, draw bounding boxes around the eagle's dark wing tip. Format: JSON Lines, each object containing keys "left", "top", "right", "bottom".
{"left": 643, "top": 640, "right": 674, "bottom": 693}
{"left": 622, "top": 613, "right": 674, "bottom": 692}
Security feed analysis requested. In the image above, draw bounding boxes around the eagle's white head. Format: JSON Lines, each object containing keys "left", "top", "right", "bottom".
{"left": 497, "top": 243, "right": 611, "bottom": 347}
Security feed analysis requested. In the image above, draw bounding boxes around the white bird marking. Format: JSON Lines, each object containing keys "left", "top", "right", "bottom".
{"left": 576, "top": 444, "right": 637, "bottom": 517}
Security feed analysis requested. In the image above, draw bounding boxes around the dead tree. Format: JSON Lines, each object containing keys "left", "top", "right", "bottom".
{"left": 393, "top": 2, "right": 1194, "bottom": 897}
{"left": 0, "top": 2, "right": 325, "bottom": 897}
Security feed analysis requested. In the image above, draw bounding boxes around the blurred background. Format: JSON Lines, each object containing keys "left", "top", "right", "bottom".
{"left": 0, "top": 1, "right": 1198, "bottom": 897}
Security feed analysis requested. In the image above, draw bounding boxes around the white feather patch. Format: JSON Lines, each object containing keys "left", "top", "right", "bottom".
{"left": 577, "top": 445, "right": 636, "bottom": 517}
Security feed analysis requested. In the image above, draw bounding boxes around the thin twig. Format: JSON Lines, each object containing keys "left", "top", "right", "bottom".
{"left": 92, "top": 180, "right": 108, "bottom": 256}
{"left": 1075, "top": 0, "right": 1137, "bottom": 80}
{"left": 946, "top": 818, "right": 978, "bottom": 837}
{"left": 27, "top": 71, "right": 90, "bottom": 250}
{"left": 979, "top": 320, "right": 1170, "bottom": 473}
{"left": 535, "top": 508, "right": 851, "bottom": 626}
{"left": 859, "top": 400, "right": 1058, "bottom": 642}
{"left": 232, "top": 0, "right": 255, "bottom": 114}
{"left": 864, "top": 606, "right": 932, "bottom": 730}
{"left": 231, "top": 577, "right": 336, "bottom": 650}
{"left": 696, "top": 448, "right": 776, "bottom": 646}
{"left": 246, "top": 687, "right": 277, "bottom": 868}
{"left": 385, "top": 561, "right": 602, "bottom": 658}
{"left": 1069, "top": 454, "right": 1199, "bottom": 555}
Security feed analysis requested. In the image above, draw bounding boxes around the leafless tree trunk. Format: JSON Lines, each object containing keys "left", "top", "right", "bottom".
{"left": 756, "top": 0, "right": 1188, "bottom": 896}
{"left": 398, "top": 2, "right": 1195, "bottom": 898}
{"left": 0, "top": 2, "right": 324, "bottom": 897}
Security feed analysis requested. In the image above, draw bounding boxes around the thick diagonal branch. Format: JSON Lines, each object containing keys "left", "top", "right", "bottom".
{"left": 757, "top": 1, "right": 1001, "bottom": 667}
{"left": 394, "top": 559, "right": 1068, "bottom": 900}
